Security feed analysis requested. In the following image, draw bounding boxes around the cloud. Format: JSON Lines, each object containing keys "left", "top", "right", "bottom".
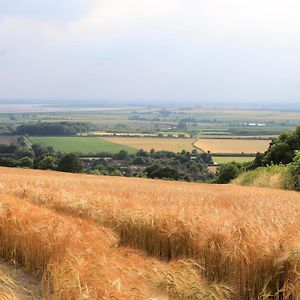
{"left": 0, "top": 0, "right": 300, "bottom": 102}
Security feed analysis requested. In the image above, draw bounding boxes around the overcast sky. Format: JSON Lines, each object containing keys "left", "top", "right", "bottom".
{"left": 0, "top": 0, "right": 300, "bottom": 104}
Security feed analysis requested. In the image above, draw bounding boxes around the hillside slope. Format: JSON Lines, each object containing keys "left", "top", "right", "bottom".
{"left": 1, "top": 167, "right": 300, "bottom": 299}
{"left": 234, "top": 165, "right": 290, "bottom": 189}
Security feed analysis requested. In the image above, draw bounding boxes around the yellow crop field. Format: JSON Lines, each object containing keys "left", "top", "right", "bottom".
{"left": 102, "top": 137, "right": 196, "bottom": 152}
{"left": 212, "top": 156, "right": 254, "bottom": 164}
{"left": 194, "top": 138, "right": 271, "bottom": 153}
{"left": 199, "top": 135, "right": 278, "bottom": 139}
{"left": 1, "top": 167, "right": 300, "bottom": 298}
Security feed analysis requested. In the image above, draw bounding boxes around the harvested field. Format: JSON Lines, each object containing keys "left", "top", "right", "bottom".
{"left": 195, "top": 138, "right": 271, "bottom": 153}
{"left": 1, "top": 167, "right": 300, "bottom": 298}
{"left": 102, "top": 137, "right": 196, "bottom": 152}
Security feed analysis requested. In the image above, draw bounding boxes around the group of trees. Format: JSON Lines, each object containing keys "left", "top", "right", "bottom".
{"left": 251, "top": 126, "right": 300, "bottom": 167}
{"left": 15, "top": 122, "right": 92, "bottom": 136}
{"left": 88, "top": 149, "right": 214, "bottom": 181}
{"left": 0, "top": 142, "right": 83, "bottom": 173}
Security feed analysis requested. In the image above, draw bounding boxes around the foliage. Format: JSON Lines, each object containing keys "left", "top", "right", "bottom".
{"left": 0, "top": 158, "right": 19, "bottom": 167}
{"left": 37, "top": 155, "right": 58, "bottom": 170}
{"left": 113, "top": 150, "right": 128, "bottom": 160}
{"left": 16, "top": 122, "right": 92, "bottom": 136}
{"left": 253, "top": 126, "right": 300, "bottom": 166}
{"left": 19, "top": 157, "right": 33, "bottom": 168}
{"left": 32, "top": 143, "right": 52, "bottom": 157}
{"left": 145, "top": 165, "right": 180, "bottom": 180}
{"left": 216, "top": 163, "right": 241, "bottom": 183}
{"left": 234, "top": 164, "right": 290, "bottom": 189}
{"left": 287, "top": 151, "right": 300, "bottom": 191}
{"left": 57, "top": 153, "right": 83, "bottom": 173}
{"left": 0, "top": 140, "right": 213, "bottom": 182}
{"left": 15, "top": 147, "right": 34, "bottom": 159}
{"left": 0, "top": 144, "right": 17, "bottom": 154}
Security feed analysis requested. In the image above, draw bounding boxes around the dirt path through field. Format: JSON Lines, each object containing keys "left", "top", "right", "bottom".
{"left": 0, "top": 262, "right": 40, "bottom": 300}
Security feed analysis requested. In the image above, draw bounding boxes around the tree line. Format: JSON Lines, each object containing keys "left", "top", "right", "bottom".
{"left": 15, "top": 122, "right": 93, "bottom": 136}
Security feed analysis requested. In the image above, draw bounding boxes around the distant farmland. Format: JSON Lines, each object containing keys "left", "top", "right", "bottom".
{"left": 194, "top": 138, "right": 271, "bottom": 154}
{"left": 29, "top": 136, "right": 137, "bottom": 154}
{"left": 102, "top": 137, "right": 196, "bottom": 152}
{"left": 212, "top": 156, "right": 254, "bottom": 164}
{"left": 0, "top": 136, "right": 17, "bottom": 145}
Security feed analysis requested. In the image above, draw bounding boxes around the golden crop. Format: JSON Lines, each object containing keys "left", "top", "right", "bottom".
{"left": 0, "top": 167, "right": 300, "bottom": 299}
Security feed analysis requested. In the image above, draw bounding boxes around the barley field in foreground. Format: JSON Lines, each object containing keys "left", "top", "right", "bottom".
{"left": 1, "top": 167, "right": 300, "bottom": 299}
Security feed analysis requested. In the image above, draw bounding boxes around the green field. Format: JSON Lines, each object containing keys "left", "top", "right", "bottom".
{"left": 30, "top": 136, "right": 137, "bottom": 154}
{"left": 212, "top": 156, "right": 254, "bottom": 164}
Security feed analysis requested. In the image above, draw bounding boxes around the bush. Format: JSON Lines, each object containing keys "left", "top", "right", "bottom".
{"left": 145, "top": 165, "right": 180, "bottom": 180}
{"left": 113, "top": 150, "right": 128, "bottom": 160}
{"left": 288, "top": 151, "right": 300, "bottom": 191}
{"left": 19, "top": 157, "right": 33, "bottom": 168}
{"left": 0, "top": 158, "right": 19, "bottom": 167}
{"left": 216, "top": 163, "right": 240, "bottom": 184}
{"left": 37, "top": 156, "right": 57, "bottom": 170}
{"left": 57, "top": 153, "right": 83, "bottom": 173}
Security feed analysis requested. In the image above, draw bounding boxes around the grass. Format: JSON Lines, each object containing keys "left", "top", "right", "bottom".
{"left": 234, "top": 165, "right": 292, "bottom": 189}
{"left": 1, "top": 167, "right": 300, "bottom": 298}
{"left": 194, "top": 138, "right": 271, "bottom": 154}
{"left": 212, "top": 156, "right": 254, "bottom": 164}
{"left": 29, "top": 136, "right": 137, "bottom": 154}
{"left": 102, "top": 137, "right": 196, "bottom": 152}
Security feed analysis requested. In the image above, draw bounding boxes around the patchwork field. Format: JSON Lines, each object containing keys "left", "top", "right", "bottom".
{"left": 102, "top": 137, "right": 196, "bottom": 152}
{"left": 1, "top": 167, "right": 300, "bottom": 299}
{"left": 195, "top": 138, "right": 271, "bottom": 154}
{"left": 212, "top": 156, "right": 254, "bottom": 164}
{"left": 29, "top": 136, "right": 136, "bottom": 154}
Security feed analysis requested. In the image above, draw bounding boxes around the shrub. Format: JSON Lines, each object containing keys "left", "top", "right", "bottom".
{"left": 216, "top": 163, "right": 240, "bottom": 184}
{"left": 37, "top": 155, "right": 57, "bottom": 170}
{"left": 57, "top": 153, "right": 83, "bottom": 173}
{"left": 288, "top": 151, "right": 300, "bottom": 191}
{"left": 145, "top": 165, "right": 180, "bottom": 180}
{"left": 19, "top": 157, "right": 33, "bottom": 168}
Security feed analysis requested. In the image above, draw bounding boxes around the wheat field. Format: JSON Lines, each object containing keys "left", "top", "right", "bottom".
{"left": 1, "top": 167, "right": 300, "bottom": 299}
{"left": 194, "top": 138, "right": 271, "bottom": 154}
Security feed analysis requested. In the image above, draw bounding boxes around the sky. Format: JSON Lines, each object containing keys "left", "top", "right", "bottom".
{"left": 0, "top": 0, "right": 300, "bottom": 104}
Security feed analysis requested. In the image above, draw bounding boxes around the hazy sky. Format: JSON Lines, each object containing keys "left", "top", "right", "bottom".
{"left": 0, "top": 0, "right": 300, "bottom": 103}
